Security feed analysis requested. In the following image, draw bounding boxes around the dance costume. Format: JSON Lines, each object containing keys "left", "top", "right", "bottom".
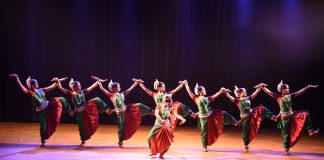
{"left": 108, "top": 92, "right": 152, "bottom": 145}
{"left": 234, "top": 97, "right": 274, "bottom": 147}
{"left": 68, "top": 90, "right": 109, "bottom": 142}
{"left": 275, "top": 94, "right": 315, "bottom": 150}
{"left": 192, "top": 96, "right": 237, "bottom": 148}
{"left": 26, "top": 88, "right": 72, "bottom": 144}
{"left": 148, "top": 105, "right": 174, "bottom": 155}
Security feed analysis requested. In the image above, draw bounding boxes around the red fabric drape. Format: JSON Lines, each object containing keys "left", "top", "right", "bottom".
{"left": 149, "top": 126, "right": 174, "bottom": 154}
{"left": 124, "top": 104, "right": 142, "bottom": 140}
{"left": 45, "top": 98, "right": 63, "bottom": 139}
{"left": 207, "top": 109, "right": 224, "bottom": 146}
{"left": 82, "top": 100, "right": 99, "bottom": 141}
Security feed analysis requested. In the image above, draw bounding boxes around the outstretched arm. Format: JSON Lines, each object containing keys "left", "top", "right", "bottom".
{"left": 249, "top": 87, "right": 262, "bottom": 100}
{"left": 291, "top": 85, "right": 318, "bottom": 98}
{"left": 184, "top": 83, "right": 195, "bottom": 100}
{"left": 224, "top": 90, "right": 236, "bottom": 103}
{"left": 123, "top": 79, "right": 139, "bottom": 96}
{"left": 262, "top": 87, "right": 279, "bottom": 99}
{"left": 98, "top": 82, "right": 114, "bottom": 97}
{"left": 172, "top": 112, "right": 186, "bottom": 125}
{"left": 42, "top": 82, "right": 58, "bottom": 92}
{"left": 209, "top": 88, "right": 226, "bottom": 102}
{"left": 155, "top": 108, "right": 164, "bottom": 122}
{"left": 139, "top": 83, "right": 154, "bottom": 96}
{"left": 57, "top": 82, "right": 70, "bottom": 95}
{"left": 44, "top": 77, "right": 68, "bottom": 92}
{"left": 84, "top": 81, "right": 99, "bottom": 95}
{"left": 9, "top": 74, "right": 29, "bottom": 94}
{"left": 167, "top": 81, "right": 185, "bottom": 95}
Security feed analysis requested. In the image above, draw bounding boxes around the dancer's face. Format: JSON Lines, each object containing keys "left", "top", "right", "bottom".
{"left": 281, "top": 85, "right": 290, "bottom": 95}
{"left": 199, "top": 87, "right": 206, "bottom": 96}
{"left": 164, "top": 98, "right": 172, "bottom": 107}
{"left": 31, "top": 81, "right": 39, "bottom": 89}
{"left": 116, "top": 85, "right": 121, "bottom": 92}
{"left": 238, "top": 91, "right": 247, "bottom": 98}
{"left": 157, "top": 85, "right": 165, "bottom": 92}
{"left": 73, "top": 83, "right": 82, "bottom": 92}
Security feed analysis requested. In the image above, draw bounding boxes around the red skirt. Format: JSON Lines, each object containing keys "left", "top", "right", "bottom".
{"left": 44, "top": 98, "right": 63, "bottom": 139}
{"left": 290, "top": 111, "right": 309, "bottom": 147}
{"left": 247, "top": 105, "right": 266, "bottom": 144}
{"left": 207, "top": 109, "right": 224, "bottom": 146}
{"left": 149, "top": 125, "right": 174, "bottom": 154}
{"left": 124, "top": 103, "right": 142, "bottom": 140}
{"left": 169, "top": 101, "right": 181, "bottom": 130}
{"left": 82, "top": 99, "right": 99, "bottom": 141}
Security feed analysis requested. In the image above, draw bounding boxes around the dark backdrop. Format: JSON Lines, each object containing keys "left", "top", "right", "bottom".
{"left": 1, "top": 0, "right": 324, "bottom": 129}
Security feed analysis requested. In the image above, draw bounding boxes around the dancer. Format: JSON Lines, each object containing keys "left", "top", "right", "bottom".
{"left": 57, "top": 76, "right": 112, "bottom": 145}
{"left": 223, "top": 84, "right": 276, "bottom": 152}
{"left": 148, "top": 94, "right": 186, "bottom": 159}
{"left": 97, "top": 78, "right": 153, "bottom": 147}
{"left": 262, "top": 81, "right": 319, "bottom": 155}
{"left": 139, "top": 79, "right": 197, "bottom": 130}
{"left": 184, "top": 81, "right": 239, "bottom": 152}
{"left": 9, "top": 74, "right": 73, "bottom": 147}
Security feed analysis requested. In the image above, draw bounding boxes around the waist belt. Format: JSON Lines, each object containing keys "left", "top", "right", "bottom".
{"left": 116, "top": 105, "right": 127, "bottom": 113}
{"left": 35, "top": 100, "right": 49, "bottom": 112}
{"left": 199, "top": 112, "right": 211, "bottom": 118}
{"left": 75, "top": 105, "right": 86, "bottom": 112}
{"left": 240, "top": 109, "right": 252, "bottom": 118}
{"left": 280, "top": 110, "right": 293, "bottom": 117}
{"left": 155, "top": 119, "right": 171, "bottom": 127}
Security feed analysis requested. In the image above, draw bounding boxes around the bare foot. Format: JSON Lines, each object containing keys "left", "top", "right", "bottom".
{"left": 233, "top": 120, "right": 241, "bottom": 127}
{"left": 271, "top": 115, "right": 278, "bottom": 122}
{"left": 149, "top": 153, "right": 156, "bottom": 156}
{"left": 202, "top": 146, "right": 207, "bottom": 152}
{"left": 40, "top": 139, "right": 46, "bottom": 147}
{"left": 309, "top": 129, "right": 319, "bottom": 136}
{"left": 106, "top": 108, "right": 115, "bottom": 115}
{"left": 190, "top": 112, "right": 198, "bottom": 119}
{"left": 69, "top": 111, "right": 75, "bottom": 117}
{"left": 284, "top": 149, "right": 289, "bottom": 155}
{"left": 118, "top": 142, "right": 123, "bottom": 148}
{"left": 159, "top": 153, "right": 164, "bottom": 159}
{"left": 243, "top": 146, "right": 249, "bottom": 153}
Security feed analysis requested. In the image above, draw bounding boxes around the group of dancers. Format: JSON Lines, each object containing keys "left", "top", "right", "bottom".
{"left": 9, "top": 74, "right": 319, "bottom": 158}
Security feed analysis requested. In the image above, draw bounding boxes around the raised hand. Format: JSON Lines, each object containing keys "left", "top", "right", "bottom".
{"left": 183, "top": 80, "right": 188, "bottom": 85}
{"left": 51, "top": 77, "right": 68, "bottom": 82}
{"left": 179, "top": 119, "right": 186, "bottom": 125}
{"left": 220, "top": 87, "right": 231, "bottom": 93}
{"left": 308, "top": 85, "right": 318, "bottom": 89}
{"left": 9, "top": 74, "right": 18, "bottom": 79}
{"left": 254, "top": 83, "right": 268, "bottom": 89}
{"left": 179, "top": 80, "right": 186, "bottom": 85}
{"left": 91, "top": 76, "right": 107, "bottom": 83}
{"left": 132, "top": 78, "right": 143, "bottom": 83}
{"left": 137, "top": 79, "right": 144, "bottom": 83}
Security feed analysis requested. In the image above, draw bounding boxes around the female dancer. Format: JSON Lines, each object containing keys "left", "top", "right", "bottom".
{"left": 223, "top": 84, "right": 276, "bottom": 152}
{"left": 97, "top": 78, "right": 153, "bottom": 147}
{"left": 184, "top": 81, "right": 239, "bottom": 152}
{"left": 9, "top": 74, "right": 73, "bottom": 147}
{"left": 58, "top": 77, "right": 112, "bottom": 145}
{"left": 148, "top": 94, "right": 186, "bottom": 159}
{"left": 262, "top": 81, "right": 319, "bottom": 155}
{"left": 139, "top": 79, "right": 197, "bottom": 130}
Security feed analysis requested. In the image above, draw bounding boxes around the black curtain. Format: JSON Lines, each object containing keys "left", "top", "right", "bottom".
{"left": 2, "top": 0, "right": 324, "bottom": 128}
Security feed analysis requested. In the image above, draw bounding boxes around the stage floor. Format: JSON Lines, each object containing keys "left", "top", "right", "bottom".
{"left": 0, "top": 122, "right": 323, "bottom": 160}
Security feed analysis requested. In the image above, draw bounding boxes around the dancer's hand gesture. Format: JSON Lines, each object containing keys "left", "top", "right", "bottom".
{"left": 307, "top": 85, "right": 318, "bottom": 89}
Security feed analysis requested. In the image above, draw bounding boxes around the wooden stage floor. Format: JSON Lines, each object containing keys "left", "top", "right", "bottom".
{"left": 0, "top": 122, "right": 323, "bottom": 160}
